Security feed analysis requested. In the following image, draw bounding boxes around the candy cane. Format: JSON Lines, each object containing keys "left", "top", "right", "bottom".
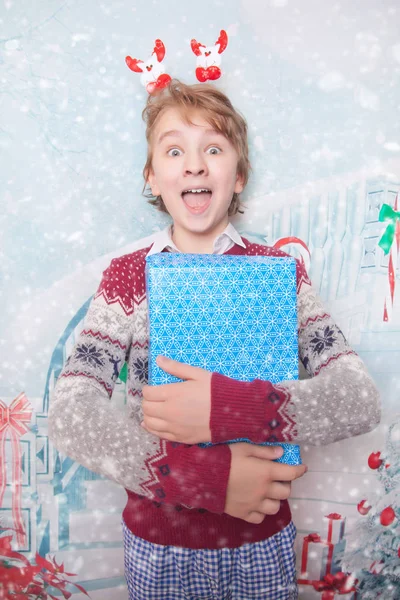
{"left": 272, "top": 236, "right": 311, "bottom": 273}
{"left": 379, "top": 195, "right": 400, "bottom": 321}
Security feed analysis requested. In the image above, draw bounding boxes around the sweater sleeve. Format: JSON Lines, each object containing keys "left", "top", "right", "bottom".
{"left": 210, "top": 264, "right": 381, "bottom": 447}
{"left": 48, "top": 257, "right": 231, "bottom": 514}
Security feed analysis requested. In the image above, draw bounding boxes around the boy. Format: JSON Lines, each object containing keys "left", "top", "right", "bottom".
{"left": 48, "top": 79, "right": 381, "bottom": 599}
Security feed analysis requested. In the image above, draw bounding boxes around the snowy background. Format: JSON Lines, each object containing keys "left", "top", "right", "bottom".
{"left": 1, "top": 0, "right": 399, "bottom": 597}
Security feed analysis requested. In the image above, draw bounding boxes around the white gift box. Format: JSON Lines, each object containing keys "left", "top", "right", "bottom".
{"left": 324, "top": 512, "right": 346, "bottom": 544}
{"left": 299, "top": 533, "right": 335, "bottom": 581}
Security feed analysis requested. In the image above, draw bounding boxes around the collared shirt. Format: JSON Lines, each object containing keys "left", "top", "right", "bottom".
{"left": 146, "top": 223, "right": 246, "bottom": 256}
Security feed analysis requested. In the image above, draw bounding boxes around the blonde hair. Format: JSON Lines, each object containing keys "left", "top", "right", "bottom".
{"left": 142, "top": 79, "right": 250, "bottom": 215}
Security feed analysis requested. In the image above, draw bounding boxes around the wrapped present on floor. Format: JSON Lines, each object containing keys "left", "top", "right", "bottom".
{"left": 298, "top": 512, "right": 356, "bottom": 599}
{"left": 298, "top": 585, "right": 357, "bottom": 600}
{"left": 320, "top": 512, "right": 347, "bottom": 578}
{"left": 324, "top": 512, "right": 346, "bottom": 544}
{"left": 322, "top": 538, "right": 346, "bottom": 578}
{"left": 298, "top": 532, "right": 334, "bottom": 583}
{"left": 146, "top": 253, "right": 301, "bottom": 465}
{"left": 311, "top": 572, "right": 358, "bottom": 599}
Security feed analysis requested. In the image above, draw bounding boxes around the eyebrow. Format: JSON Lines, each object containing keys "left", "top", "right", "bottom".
{"left": 158, "top": 128, "right": 224, "bottom": 144}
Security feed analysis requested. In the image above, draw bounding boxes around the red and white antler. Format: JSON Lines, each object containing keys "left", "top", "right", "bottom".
{"left": 125, "top": 56, "right": 144, "bottom": 73}
{"left": 191, "top": 38, "right": 206, "bottom": 56}
{"left": 153, "top": 39, "right": 166, "bottom": 63}
{"left": 125, "top": 38, "right": 166, "bottom": 74}
{"left": 125, "top": 39, "right": 171, "bottom": 95}
{"left": 215, "top": 29, "right": 228, "bottom": 54}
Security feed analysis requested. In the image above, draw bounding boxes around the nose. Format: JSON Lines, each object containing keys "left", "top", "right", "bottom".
{"left": 183, "top": 151, "right": 208, "bottom": 176}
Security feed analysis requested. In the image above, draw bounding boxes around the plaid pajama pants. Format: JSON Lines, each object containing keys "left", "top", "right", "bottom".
{"left": 122, "top": 520, "right": 298, "bottom": 599}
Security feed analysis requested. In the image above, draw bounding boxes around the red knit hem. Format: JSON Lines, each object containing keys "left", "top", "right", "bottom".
{"left": 123, "top": 492, "right": 292, "bottom": 549}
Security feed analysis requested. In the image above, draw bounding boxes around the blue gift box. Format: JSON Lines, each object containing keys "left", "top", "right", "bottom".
{"left": 145, "top": 253, "right": 301, "bottom": 465}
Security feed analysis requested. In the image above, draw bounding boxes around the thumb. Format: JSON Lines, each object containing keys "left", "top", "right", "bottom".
{"left": 156, "top": 355, "right": 201, "bottom": 380}
{"left": 246, "top": 444, "right": 284, "bottom": 461}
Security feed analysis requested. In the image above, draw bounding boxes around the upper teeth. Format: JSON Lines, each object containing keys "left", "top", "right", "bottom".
{"left": 183, "top": 189, "right": 211, "bottom": 194}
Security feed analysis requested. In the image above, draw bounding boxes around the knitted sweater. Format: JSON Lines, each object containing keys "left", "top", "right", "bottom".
{"left": 48, "top": 237, "right": 381, "bottom": 550}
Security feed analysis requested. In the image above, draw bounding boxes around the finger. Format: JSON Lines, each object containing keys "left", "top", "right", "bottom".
{"left": 264, "top": 481, "right": 292, "bottom": 501}
{"left": 142, "top": 381, "right": 186, "bottom": 402}
{"left": 142, "top": 384, "right": 168, "bottom": 402}
{"left": 245, "top": 444, "right": 284, "bottom": 461}
{"left": 143, "top": 427, "right": 176, "bottom": 442}
{"left": 156, "top": 355, "right": 205, "bottom": 381}
{"left": 258, "top": 498, "right": 281, "bottom": 515}
{"left": 245, "top": 512, "right": 265, "bottom": 524}
{"left": 269, "top": 463, "right": 308, "bottom": 482}
{"left": 141, "top": 422, "right": 176, "bottom": 442}
{"left": 142, "top": 400, "right": 167, "bottom": 418}
{"left": 242, "top": 445, "right": 308, "bottom": 480}
{"left": 142, "top": 416, "right": 168, "bottom": 433}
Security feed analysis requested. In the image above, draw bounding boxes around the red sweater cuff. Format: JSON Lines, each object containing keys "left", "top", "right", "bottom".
{"left": 210, "top": 372, "right": 284, "bottom": 444}
{"left": 156, "top": 442, "right": 231, "bottom": 514}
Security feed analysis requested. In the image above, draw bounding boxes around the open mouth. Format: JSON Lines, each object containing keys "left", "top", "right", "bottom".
{"left": 181, "top": 188, "right": 212, "bottom": 214}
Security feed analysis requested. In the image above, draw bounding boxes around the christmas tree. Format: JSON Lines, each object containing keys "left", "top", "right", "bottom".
{"left": 342, "top": 418, "right": 400, "bottom": 599}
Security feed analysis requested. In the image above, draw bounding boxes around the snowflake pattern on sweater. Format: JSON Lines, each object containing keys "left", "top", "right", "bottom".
{"left": 48, "top": 235, "right": 381, "bottom": 548}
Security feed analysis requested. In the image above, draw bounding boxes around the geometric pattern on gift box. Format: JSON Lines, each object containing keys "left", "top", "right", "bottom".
{"left": 273, "top": 442, "right": 301, "bottom": 465}
{"left": 146, "top": 253, "right": 298, "bottom": 385}
{"left": 210, "top": 437, "right": 302, "bottom": 465}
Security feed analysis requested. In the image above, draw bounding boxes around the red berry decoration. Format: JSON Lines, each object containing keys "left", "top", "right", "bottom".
{"left": 368, "top": 451, "right": 383, "bottom": 469}
{"left": 357, "top": 499, "right": 372, "bottom": 515}
{"left": 380, "top": 506, "right": 396, "bottom": 526}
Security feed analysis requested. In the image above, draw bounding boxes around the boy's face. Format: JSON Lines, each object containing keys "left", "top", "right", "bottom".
{"left": 147, "top": 108, "right": 244, "bottom": 250}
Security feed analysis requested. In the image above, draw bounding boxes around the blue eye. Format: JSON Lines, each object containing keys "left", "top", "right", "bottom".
{"left": 207, "top": 147, "right": 222, "bottom": 155}
{"left": 167, "top": 148, "right": 182, "bottom": 157}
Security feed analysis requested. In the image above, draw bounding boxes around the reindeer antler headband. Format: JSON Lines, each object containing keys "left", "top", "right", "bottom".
{"left": 125, "top": 29, "right": 229, "bottom": 95}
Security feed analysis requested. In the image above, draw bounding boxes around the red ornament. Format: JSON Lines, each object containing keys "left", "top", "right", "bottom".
{"left": 357, "top": 499, "right": 372, "bottom": 515}
{"left": 398, "top": 546, "right": 400, "bottom": 559}
{"left": 368, "top": 451, "right": 383, "bottom": 469}
{"left": 380, "top": 506, "right": 396, "bottom": 526}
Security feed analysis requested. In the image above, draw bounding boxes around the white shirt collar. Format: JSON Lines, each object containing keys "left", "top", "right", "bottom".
{"left": 146, "top": 222, "right": 246, "bottom": 256}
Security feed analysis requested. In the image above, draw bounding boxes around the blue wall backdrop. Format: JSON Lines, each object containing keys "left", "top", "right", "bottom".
{"left": 1, "top": 1, "right": 399, "bottom": 597}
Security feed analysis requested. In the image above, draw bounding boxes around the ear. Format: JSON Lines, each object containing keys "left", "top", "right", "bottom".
{"left": 147, "top": 168, "right": 161, "bottom": 197}
{"left": 234, "top": 172, "right": 245, "bottom": 194}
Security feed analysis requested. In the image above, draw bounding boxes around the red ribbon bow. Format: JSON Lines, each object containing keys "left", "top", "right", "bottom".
{"left": 326, "top": 512, "right": 342, "bottom": 520}
{"left": 0, "top": 393, "right": 33, "bottom": 546}
{"left": 325, "top": 512, "right": 344, "bottom": 543}
{"left": 305, "top": 532, "right": 322, "bottom": 543}
{"left": 313, "top": 571, "right": 358, "bottom": 598}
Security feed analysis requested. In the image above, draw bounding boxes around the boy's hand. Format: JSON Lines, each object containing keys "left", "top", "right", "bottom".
{"left": 141, "top": 356, "right": 212, "bottom": 444}
{"left": 225, "top": 443, "right": 307, "bottom": 524}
